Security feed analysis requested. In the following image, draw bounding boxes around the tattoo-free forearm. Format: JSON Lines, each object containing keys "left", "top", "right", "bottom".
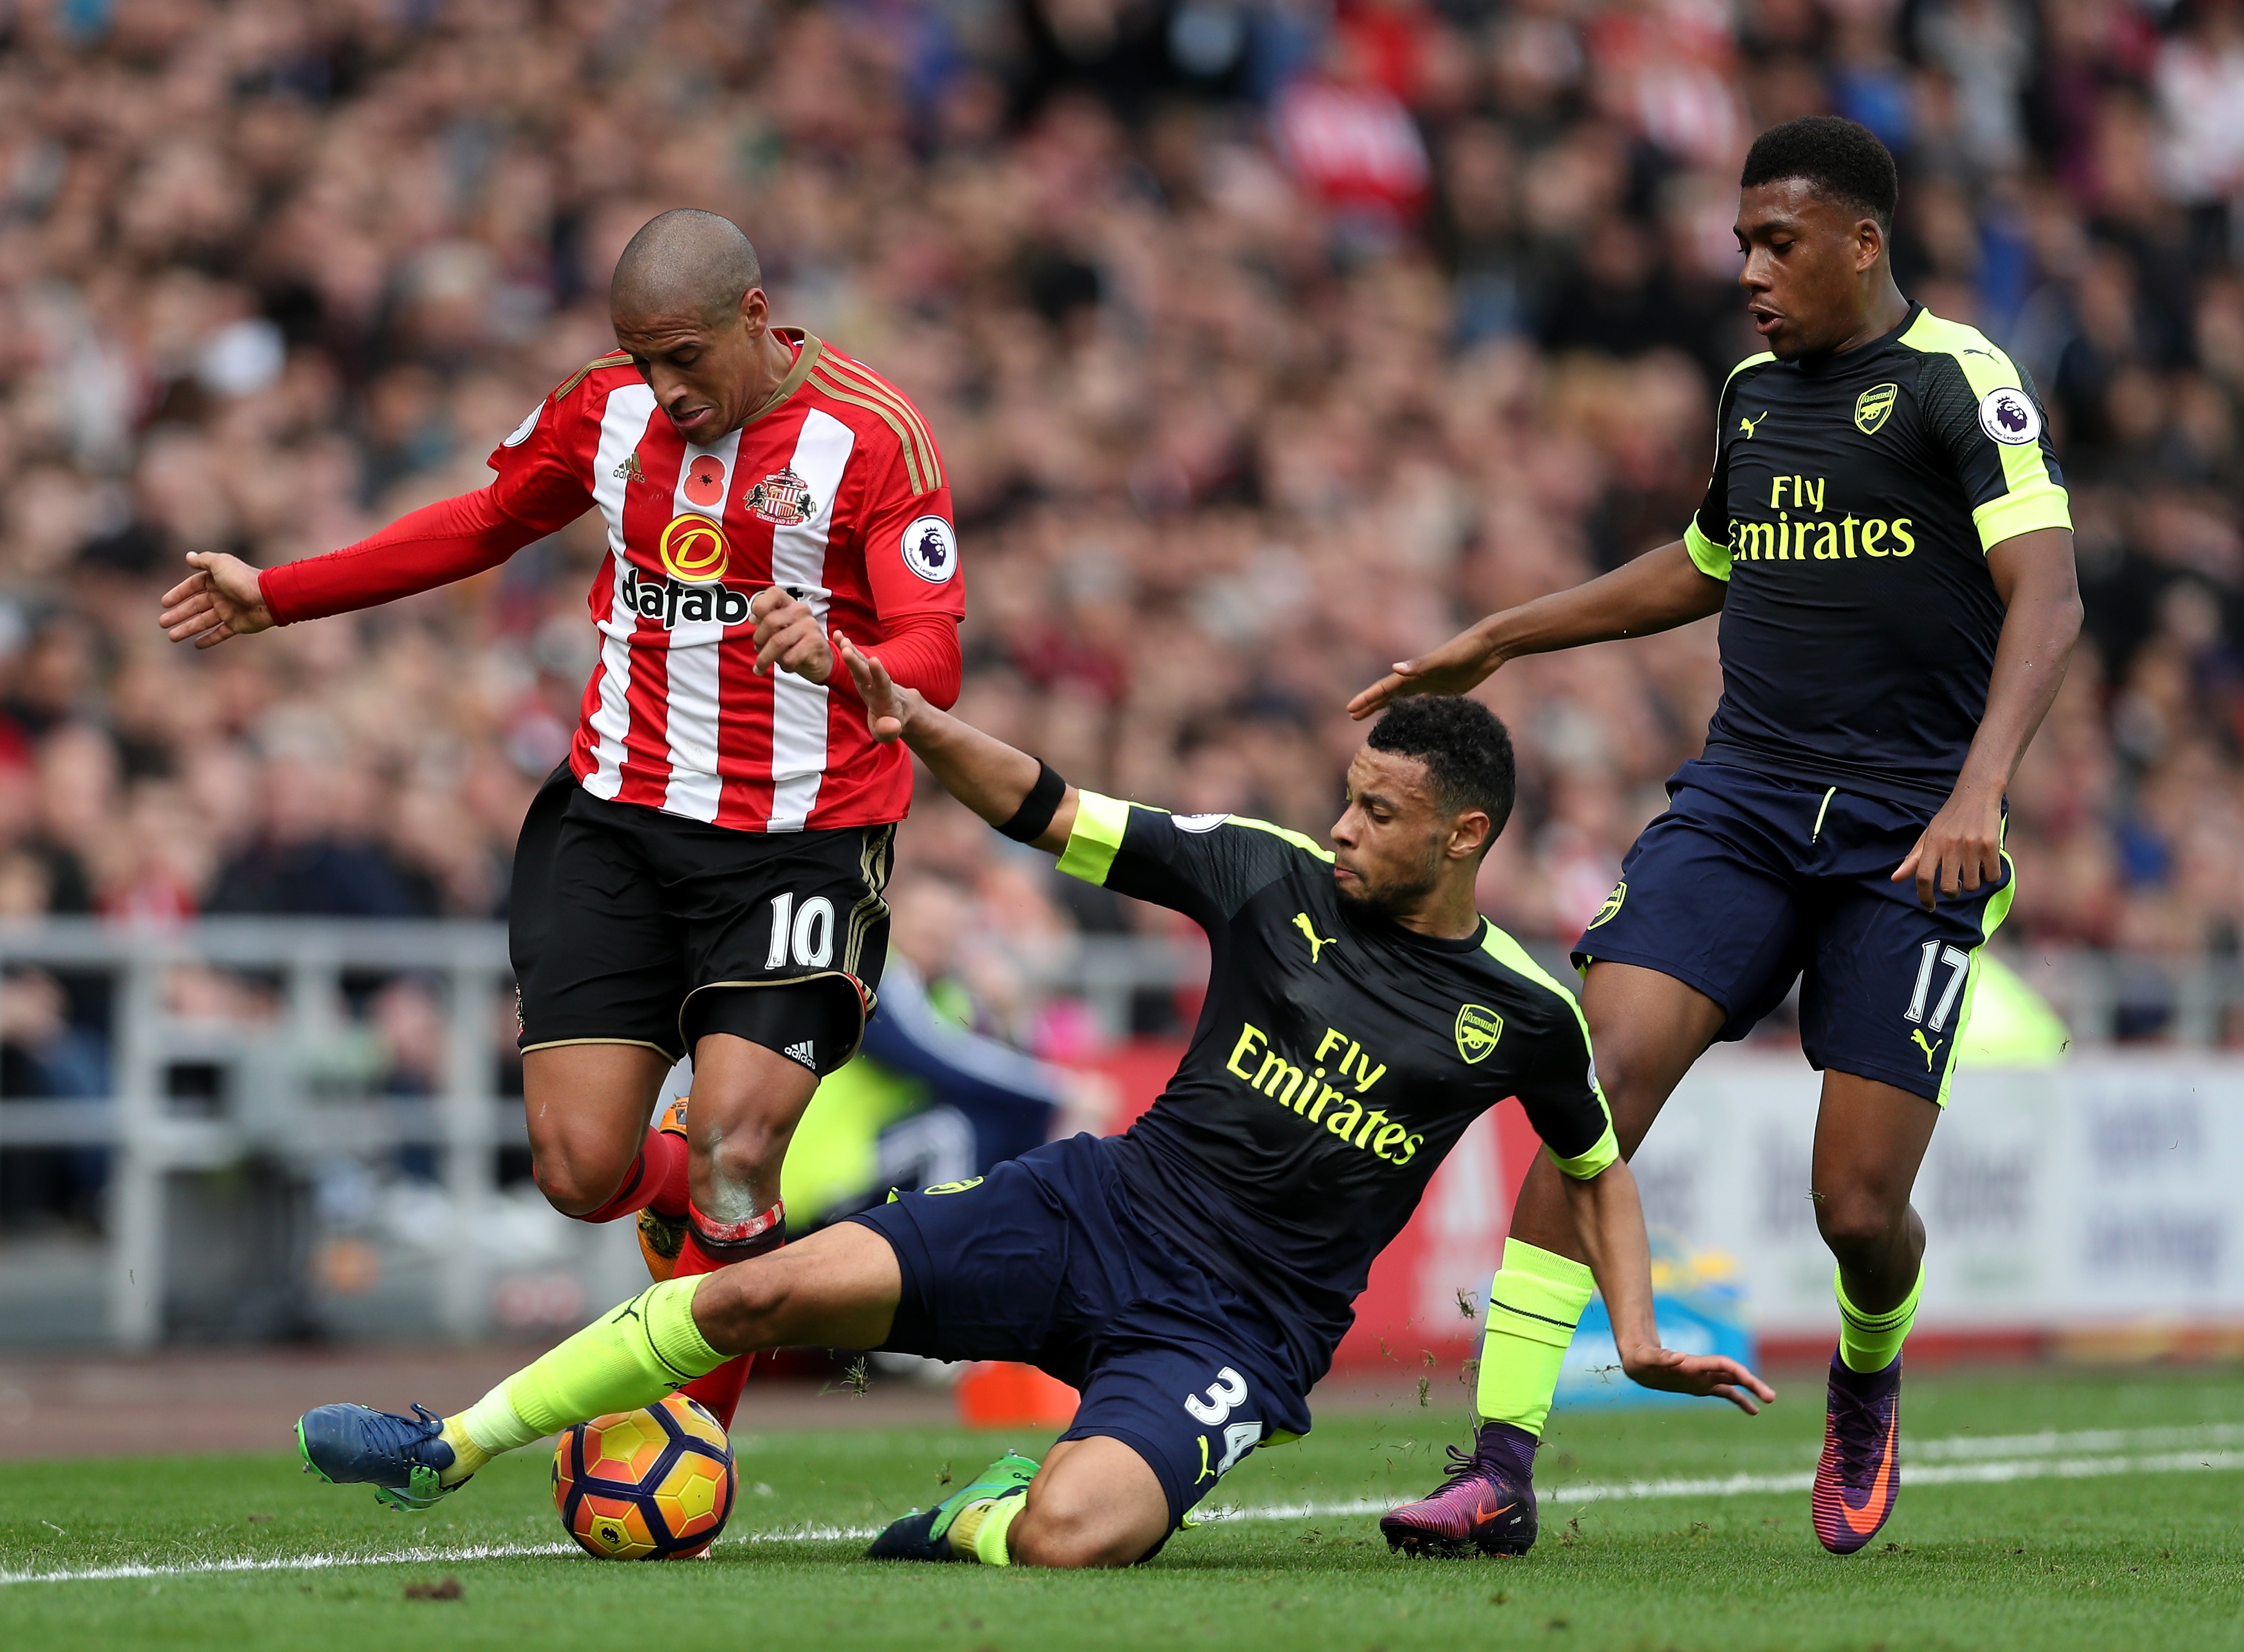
{"left": 1560, "top": 1161, "right": 1660, "bottom": 1357}
{"left": 1956, "top": 529, "right": 2082, "bottom": 797}
{"left": 1477, "top": 542, "right": 1727, "bottom": 664}
{"left": 897, "top": 692, "right": 1079, "bottom": 852}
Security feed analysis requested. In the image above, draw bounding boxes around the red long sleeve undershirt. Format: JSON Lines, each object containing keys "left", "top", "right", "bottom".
{"left": 259, "top": 487, "right": 537, "bottom": 625}
{"left": 257, "top": 486, "right": 962, "bottom": 707}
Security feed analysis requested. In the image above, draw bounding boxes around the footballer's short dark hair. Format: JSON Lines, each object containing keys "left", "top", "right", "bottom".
{"left": 1741, "top": 116, "right": 1899, "bottom": 232}
{"left": 1367, "top": 696, "right": 1516, "bottom": 845}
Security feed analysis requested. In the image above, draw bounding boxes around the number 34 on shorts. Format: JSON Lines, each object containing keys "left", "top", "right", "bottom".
{"left": 1184, "top": 1366, "right": 1264, "bottom": 1485}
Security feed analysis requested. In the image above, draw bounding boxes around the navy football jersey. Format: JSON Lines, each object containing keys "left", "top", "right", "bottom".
{"left": 1684, "top": 304, "right": 2072, "bottom": 807}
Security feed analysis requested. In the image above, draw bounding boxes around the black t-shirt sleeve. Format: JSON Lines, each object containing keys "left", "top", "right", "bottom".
{"left": 1912, "top": 348, "right": 2070, "bottom": 551}
{"left": 1512, "top": 1006, "right": 1618, "bottom": 1177}
{"left": 1684, "top": 355, "right": 1771, "bottom": 581}
{"left": 1480, "top": 928, "right": 1618, "bottom": 1179}
{"left": 1054, "top": 792, "right": 1313, "bottom": 926}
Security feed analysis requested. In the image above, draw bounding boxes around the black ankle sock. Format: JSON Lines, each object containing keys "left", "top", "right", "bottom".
{"left": 1479, "top": 1419, "right": 1540, "bottom": 1481}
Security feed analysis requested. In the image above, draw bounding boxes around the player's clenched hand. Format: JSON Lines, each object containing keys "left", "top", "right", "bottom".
{"left": 1621, "top": 1345, "right": 1775, "bottom": 1415}
{"left": 749, "top": 586, "right": 833, "bottom": 683}
{"left": 1347, "top": 621, "right": 1502, "bottom": 720}
{"left": 1892, "top": 783, "right": 2004, "bottom": 912}
{"left": 835, "top": 631, "right": 915, "bottom": 743}
{"left": 157, "top": 551, "right": 274, "bottom": 649}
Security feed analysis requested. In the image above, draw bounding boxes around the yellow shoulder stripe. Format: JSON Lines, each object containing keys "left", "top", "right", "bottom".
{"left": 555, "top": 351, "right": 631, "bottom": 400}
{"left": 815, "top": 356, "right": 945, "bottom": 491}
{"left": 1477, "top": 923, "right": 1618, "bottom": 1179}
{"left": 808, "top": 367, "right": 940, "bottom": 497}
{"left": 1220, "top": 814, "right": 1335, "bottom": 864}
{"left": 1899, "top": 309, "right": 2071, "bottom": 548}
{"left": 1721, "top": 351, "right": 1776, "bottom": 401}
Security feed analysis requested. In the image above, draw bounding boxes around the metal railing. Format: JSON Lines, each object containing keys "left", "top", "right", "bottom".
{"left": 0, "top": 920, "right": 512, "bottom": 1349}
{"left": 0, "top": 916, "right": 2236, "bottom": 1349}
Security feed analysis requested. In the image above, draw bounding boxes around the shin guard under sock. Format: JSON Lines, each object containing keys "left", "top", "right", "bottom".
{"left": 950, "top": 1489, "right": 1028, "bottom": 1565}
{"left": 673, "top": 1204, "right": 787, "bottom": 1429}
{"left": 1474, "top": 1238, "right": 1597, "bottom": 1437}
{"left": 1835, "top": 1264, "right": 1921, "bottom": 1374}
{"left": 438, "top": 1275, "right": 727, "bottom": 1483}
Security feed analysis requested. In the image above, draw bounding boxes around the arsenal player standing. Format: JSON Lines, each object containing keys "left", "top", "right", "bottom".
{"left": 157, "top": 211, "right": 964, "bottom": 1427}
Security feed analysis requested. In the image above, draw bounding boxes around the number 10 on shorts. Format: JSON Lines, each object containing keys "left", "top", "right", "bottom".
{"left": 1905, "top": 941, "right": 1971, "bottom": 1032}
{"left": 764, "top": 892, "right": 836, "bottom": 970}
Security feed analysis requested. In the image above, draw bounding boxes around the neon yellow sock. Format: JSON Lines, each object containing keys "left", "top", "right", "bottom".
{"left": 1835, "top": 1265, "right": 1921, "bottom": 1374}
{"left": 950, "top": 1489, "right": 1028, "bottom": 1565}
{"left": 469, "top": 1277, "right": 725, "bottom": 1444}
{"left": 1474, "top": 1238, "right": 1596, "bottom": 1434}
{"left": 436, "top": 1416, "right": 493, "bottom": 1486}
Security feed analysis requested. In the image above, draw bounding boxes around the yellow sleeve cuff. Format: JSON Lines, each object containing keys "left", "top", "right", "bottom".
{"left": 1055, "top": 790, "right": 1130, "bottom": 886}
{"left": 1548, "top": 1121, "right": 1620, "bottom": 1181}
{"left": 1684, "top": 520, "right": 1732, "bottom": 581}
{"left": 1974, "top": 485, "right": 2072, "bottom": 552}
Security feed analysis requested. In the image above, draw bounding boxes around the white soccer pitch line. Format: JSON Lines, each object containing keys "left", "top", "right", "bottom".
{"left": 3, "top": 1422, "right": 2240, "bottom": 1587}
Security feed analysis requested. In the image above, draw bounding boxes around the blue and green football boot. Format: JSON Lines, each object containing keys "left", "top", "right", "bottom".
{"left": 295, "top": 1402, "right": 464, "bottom": 1513}
{"left": 866, "top": 1450, "right": 1039, "bottom": 1561}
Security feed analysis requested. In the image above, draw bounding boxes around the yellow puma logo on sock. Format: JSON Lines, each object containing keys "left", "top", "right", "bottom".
{"left": 1292, "top": 912, "right": 1336, "bottom": 963}
{"left": 1910, "top": 1029, "right": 1943, "bottom": 1070}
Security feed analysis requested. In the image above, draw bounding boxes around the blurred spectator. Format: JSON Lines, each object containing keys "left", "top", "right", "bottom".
{"left": 0, "top": 0, "right": 2223, "bottom": 1054}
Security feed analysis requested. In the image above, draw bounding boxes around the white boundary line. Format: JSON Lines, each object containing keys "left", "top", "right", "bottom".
{"left": 5, "top": 1427, "right": 2240, "bottom": 1587}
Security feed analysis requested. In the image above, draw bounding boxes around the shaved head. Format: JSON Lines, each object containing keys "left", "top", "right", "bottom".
{"left": 611, "top": 209, "right": 763, "bottom": 326}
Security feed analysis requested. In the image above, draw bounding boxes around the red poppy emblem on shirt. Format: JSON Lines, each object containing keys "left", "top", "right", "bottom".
{"left": 683, "top": 456, "right": 726, "bottom": 508}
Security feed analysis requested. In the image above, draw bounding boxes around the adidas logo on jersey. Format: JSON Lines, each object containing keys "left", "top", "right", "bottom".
{"left": 619, "top": 565, "right": 754, "bottom": 629}
{"left": 780, "top": 1040, "right": 816, "bottom": 1070}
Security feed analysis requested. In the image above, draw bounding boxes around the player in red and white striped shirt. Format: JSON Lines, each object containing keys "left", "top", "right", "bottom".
{"left": 158, "top": 211, "right": 963, "bottom": 1426}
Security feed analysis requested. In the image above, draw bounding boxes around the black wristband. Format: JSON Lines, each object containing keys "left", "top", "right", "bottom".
{"left": 996, "top": 760, "right": 1067, "bottom": 843}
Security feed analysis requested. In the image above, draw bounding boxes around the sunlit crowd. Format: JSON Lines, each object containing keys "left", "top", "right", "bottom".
{"left": 0, "top": 0, "right": 2239, "bottom": 1070}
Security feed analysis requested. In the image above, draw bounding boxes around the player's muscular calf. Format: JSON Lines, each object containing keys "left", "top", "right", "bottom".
{"left": 522, "top": 1043, "right": 674, "bottom": 1213}
{"left": 679, "top": 1032, "right": 818, "bottom": 1232}
{"left": 1811, "top": 1071, "right": 1939, "bottom": 1314}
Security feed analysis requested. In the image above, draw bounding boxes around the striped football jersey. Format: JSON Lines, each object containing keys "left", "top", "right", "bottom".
{"left": 488, "top": 331, "right": 963, "bottom": 832}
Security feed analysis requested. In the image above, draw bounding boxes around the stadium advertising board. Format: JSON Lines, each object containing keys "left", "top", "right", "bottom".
{"left": 1339, "top": 1053, "right": 2244, "bottom": 1371}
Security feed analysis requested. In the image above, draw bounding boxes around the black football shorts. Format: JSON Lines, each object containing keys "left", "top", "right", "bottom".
{"left": 511, "top": 766, "right": 894, "bottom": 1071}
{"left": 1572, "top": 758, "right": 2014, "bottom": 1105}
{"left": 852, "top": 1133, "right": 1314, "bottom": 1542}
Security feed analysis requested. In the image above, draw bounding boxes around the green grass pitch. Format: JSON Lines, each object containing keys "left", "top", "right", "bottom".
{"left": 3, "top": 1367, "right": 2241, "bottom": 1651}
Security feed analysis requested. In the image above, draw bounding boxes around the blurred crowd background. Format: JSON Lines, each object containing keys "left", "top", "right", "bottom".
{"left": 0, "top": 0, "right": 2241, "bottom": 1179}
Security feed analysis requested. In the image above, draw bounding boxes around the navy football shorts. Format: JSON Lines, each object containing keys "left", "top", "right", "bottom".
{"left": 848, "top": 1133, "right": 1313, "bottom": 1535}
{"left": 1572, "top": 760, "right": 2015, "bottom": 1104}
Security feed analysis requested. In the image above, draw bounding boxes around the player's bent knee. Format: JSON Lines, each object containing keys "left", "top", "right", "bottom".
{"left": 1813, "top": 1194, "right": 1906, "bottom": 1255}
{"left": 688, "top": 1259, "right": 793, "bottom": 1350}
{"left": 529, "top": 1148, "right": 635, "bottom": 1216}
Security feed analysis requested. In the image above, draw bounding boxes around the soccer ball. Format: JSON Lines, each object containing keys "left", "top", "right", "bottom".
{"left": 552, "top": 1394, "right": 736, "bottom": 1560}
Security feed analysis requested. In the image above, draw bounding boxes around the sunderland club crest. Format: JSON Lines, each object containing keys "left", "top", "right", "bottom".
{"left": 745, "top": 467, "right": 818, "bottom": 526}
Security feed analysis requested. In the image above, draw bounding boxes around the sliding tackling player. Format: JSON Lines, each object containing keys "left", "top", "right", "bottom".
{"left": 293, "top": 639, "right": 1769, "bottom": 1566}
{"left": 1361, "top": 117, "right": 2080, "bottom": 1556}
{"left": 157, "top": 210, "right": 965, "bottom": 1429}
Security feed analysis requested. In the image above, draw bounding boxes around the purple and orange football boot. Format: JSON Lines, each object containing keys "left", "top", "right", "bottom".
{"left": 1380, "top": 1421, "right": 1539, "bottom": 1558}
{"left": 1812, "top": 1353, "right": 1902, "bottom": 1554}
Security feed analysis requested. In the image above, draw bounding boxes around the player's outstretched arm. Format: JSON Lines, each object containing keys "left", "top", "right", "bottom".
{"left": 158, "top": 551, "right": 274, "bottom": 649}
{"left": 836, "top": 631, "right": 1077, "bottom": 853}
{"left": 1348, "top": 541, "right": 1726, "bottom": 719}
{"left": 1892, "top": 526, "right": 2081, "bottom": 911}
{"left": 1560, "top": 1158, "right": 1776, "bottom": 1415}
